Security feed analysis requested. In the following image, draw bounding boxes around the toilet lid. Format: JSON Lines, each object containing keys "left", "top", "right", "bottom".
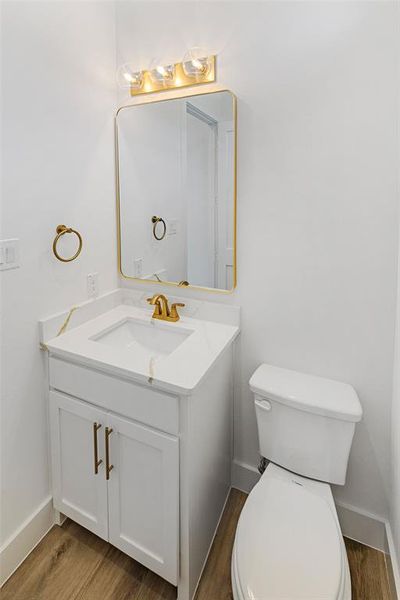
{"left": 234, "top": 465, "right": 344, "bottom": 600}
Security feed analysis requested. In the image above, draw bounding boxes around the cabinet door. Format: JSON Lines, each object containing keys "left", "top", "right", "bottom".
{"left": 107, "top": 414, "right": 179, "bottom": 585}
{"left": 49, "top": 391, "right": 108, "bottom": 540}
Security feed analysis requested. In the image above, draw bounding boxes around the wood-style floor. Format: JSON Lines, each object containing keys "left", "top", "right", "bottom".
{"left": 2, "top": 489, "right": 392, "bottom": 600}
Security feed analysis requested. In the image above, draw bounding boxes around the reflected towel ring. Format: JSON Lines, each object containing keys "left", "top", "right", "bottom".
{"left": 152, "top": 216, "right": 167, "bottom": 241}
{"left": 52, "top": 224, "right": 83, "bottom": 262}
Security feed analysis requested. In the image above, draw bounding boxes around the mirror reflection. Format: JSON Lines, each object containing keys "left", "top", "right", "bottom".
{"left": 116, "top": 90, "right": 236, "bottom": 291}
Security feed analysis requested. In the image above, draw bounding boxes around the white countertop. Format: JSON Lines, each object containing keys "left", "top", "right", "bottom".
{"left": 46, "top": 304, "right": 239, "bottom": 395}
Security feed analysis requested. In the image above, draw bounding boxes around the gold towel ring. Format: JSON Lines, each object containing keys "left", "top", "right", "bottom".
{"left": 53, "top": 224, "right": 83, "bottom": 262}
{"left": 152, "top": 216, "right": 167, "bottom": 241}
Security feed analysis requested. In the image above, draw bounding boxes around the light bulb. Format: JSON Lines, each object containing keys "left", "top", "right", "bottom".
{"left": 191, "top": 59, "right": 204, "bottom": 71}
{"left": 116, "top": 63, "right": 144, "bottom": 90}
{"left": 123, "top": 72, "right": 134, "bottom": 83}
{"left": 182, "top": 47, "right": 211, "bottom": 78}
{"left": 150, "top": 64, "right": 175, "bottom": 84}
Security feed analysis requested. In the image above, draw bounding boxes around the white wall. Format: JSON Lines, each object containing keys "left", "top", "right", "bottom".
{"left": 116, "top": 0, "right": 399, "bottom": 520}
{"left": 389, "top": 10, "right": 400, "bottom": 576}
{"left": 0, "top": 0, "right": 117, "bottom": 549}
{"left": 391, "top": 172, "right": 400, "bottom": 576}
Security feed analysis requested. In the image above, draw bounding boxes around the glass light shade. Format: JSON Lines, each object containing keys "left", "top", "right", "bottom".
{"left": 149, "top": 64, "right": 175, "bottom": 84}
{"left": 182, "top": 48, "right": 211, "bottom": 78}
{"left": 116, "top": 64, "right": 144, "bottom": 90}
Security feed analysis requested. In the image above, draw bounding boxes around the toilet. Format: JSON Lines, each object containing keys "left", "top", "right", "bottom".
{"left": 232, "top": 364, "right": 363, "bottom": 600}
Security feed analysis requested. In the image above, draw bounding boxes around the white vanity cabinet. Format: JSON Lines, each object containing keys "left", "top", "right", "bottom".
{"left": 47, "top": 336, "right": 235, "bottom": 600}
{"left": 46, "top": 305, "right": 239, "bottom": 600}
{"left": 49, "top": 389, "right": 179, "bottom": 584}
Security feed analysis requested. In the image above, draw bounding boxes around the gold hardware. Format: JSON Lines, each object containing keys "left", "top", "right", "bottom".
{"left": 147, "top": 294, "right": 185, "bottom": 322}
{"left": 170, "top": 302, "right": 185, "bottom": 320}
{"left": 115, "top": 89, "right": 237, "bottom": 293}
{"left": 152, "top": 216, "right": 167, "bottom": 241}
{"left": 105, "top": 427, "right": 114, "bottom": 480}
{"left": 147, "top": 294, "right": 169, "bottom": 319}
{"left": 129, "top": 56, "right": 215, "bottom": 97}
{"left": 93, "top": 422, "right": 103, "bottom": 475}
{"left": 52, "top": 224, "right": 83, "bottom": 263}
{"left": 178, "top": 280, "right": 189, "bottom": 287}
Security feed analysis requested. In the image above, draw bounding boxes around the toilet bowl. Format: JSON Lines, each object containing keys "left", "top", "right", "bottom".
{"left": 232, "top": 464, "right": 351, "bottom": 600}
{"left": 232, "top": 364, "right": 362, "bottom": 600}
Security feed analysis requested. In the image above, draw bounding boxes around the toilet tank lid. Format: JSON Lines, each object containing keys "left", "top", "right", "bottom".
{"left": 250, "top": 364, "right": 362, "bottom": 422}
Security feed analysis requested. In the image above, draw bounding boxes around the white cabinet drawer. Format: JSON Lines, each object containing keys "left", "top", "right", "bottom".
{"left": 49, "top": 357, "right": 179, "bottom": 435}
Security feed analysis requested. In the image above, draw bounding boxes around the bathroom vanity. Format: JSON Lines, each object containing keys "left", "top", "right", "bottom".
{"left": 44, "top": 299, "right": 239, "bottom": 600}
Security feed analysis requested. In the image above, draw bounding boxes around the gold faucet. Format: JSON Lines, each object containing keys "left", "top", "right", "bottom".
{"left": 147, "top": 294, "right": 185, "bottom": 322}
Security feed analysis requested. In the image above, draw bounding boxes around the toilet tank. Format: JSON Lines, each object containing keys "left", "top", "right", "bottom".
{"left": 250, "top": 365, "right": 362, "bottom": 485}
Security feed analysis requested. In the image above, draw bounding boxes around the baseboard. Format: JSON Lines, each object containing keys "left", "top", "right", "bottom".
{"left": 335, "top": 500, "right": 389, "bottom": 552}
{"left": 385, "top": 522, "right": 400, "bottom": 599}
{"left": 231, "top": 459, "right": 260, "bottom": 493}
{"left": 0, "top": 496, "right": 55, "bottom": 587}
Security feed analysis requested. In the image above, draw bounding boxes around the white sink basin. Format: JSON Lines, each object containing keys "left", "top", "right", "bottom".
{"left": 45, "top": 304, "right": 239, "bottom": 393}
{"left": 92, "top": 318, "right": 192, "bottom": 359}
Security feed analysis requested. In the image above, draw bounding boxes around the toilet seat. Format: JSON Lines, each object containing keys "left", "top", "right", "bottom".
{"left": 232, "top": 464, "right": 351, "bottom": 600}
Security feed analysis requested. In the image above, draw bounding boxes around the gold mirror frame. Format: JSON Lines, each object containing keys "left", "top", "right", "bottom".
{"left": 115, "top": 89, "right": 237, "bottom": 294}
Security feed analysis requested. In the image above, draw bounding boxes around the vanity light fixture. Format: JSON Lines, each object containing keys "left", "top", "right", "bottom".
{"left": 117, "top": 51, "right": 216, "bottom": 97}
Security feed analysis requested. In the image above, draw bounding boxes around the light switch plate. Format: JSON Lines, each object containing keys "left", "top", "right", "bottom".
{"left": 0, "top": 239, "right": 20, "bottom": 270}
{"left": 168, "top": 219, "right": 178, "bottom": 235}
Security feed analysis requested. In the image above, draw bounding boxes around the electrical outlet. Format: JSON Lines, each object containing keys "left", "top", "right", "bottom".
{"left": 87, "top": 272, "right": 99, "bottom": 299}
{"left": 0, "top": 239, "right": 20, "bottom": 271}
{"left": 134, "top": 257, "right": 143, "bottom": 278}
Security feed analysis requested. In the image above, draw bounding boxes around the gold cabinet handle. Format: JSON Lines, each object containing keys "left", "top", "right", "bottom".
{"left": 93, "top": 422, "right": 103, "bottom": 475}
{"left": 105, "top": 427, "right": 114, "bottom": 480}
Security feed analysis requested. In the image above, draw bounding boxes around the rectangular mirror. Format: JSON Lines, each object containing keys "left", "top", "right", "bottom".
{"left": 116, "top": 90, "right": 236, "bottom": 292}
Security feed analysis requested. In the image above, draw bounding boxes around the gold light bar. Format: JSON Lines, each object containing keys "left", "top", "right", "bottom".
{"left": 130, "top": 56, "right": 216, "bottom": 97}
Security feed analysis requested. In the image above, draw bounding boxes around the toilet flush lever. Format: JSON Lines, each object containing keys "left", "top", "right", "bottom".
{"left": 255, "top": 399, "right": 272, "bottom": 412}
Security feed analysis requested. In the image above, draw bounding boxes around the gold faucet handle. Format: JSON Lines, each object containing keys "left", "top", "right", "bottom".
{"left": 147, "top": 296, "right": 161, "bottom": 315}
{"left": 170, "top": 302, "right": 185, "bottom": 321}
